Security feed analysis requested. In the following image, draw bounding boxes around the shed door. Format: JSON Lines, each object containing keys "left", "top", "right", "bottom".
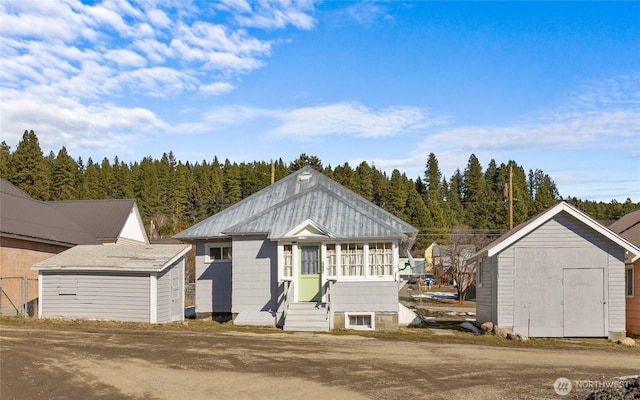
{"left": 170, "top": 264, "right": 182, "bottom": 321}
{"left": 563, "top": 268, "right": 605, "bottom": 337}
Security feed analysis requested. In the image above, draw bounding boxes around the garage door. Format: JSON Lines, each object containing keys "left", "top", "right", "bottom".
{"left": 563, "top": 268, "right": 605, "bottom": 337}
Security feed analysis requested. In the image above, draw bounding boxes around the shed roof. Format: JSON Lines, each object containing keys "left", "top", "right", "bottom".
{"left": 469, "top": 201, "right": 640, "bottom": 263}
{"left": 47, "top": 199, "right": 143, "bottom": 242}
{"left": 609, "top": 209, "right": 640, "bottom": 247}
{"left": 175, "top": 167, "right": 418, "bottom": 244}
{"left": 31, "top": 244, "right": 192, "bottom": 272}
{"left": 0, "top": 179, "right": 99, "bottom": 246}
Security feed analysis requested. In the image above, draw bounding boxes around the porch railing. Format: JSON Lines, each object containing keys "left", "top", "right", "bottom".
{"left": 276, "top": 280, "right": 294, "bottom": 328}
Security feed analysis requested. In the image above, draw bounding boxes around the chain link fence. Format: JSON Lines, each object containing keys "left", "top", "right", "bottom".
{"left": 0, "top": 277, "right": 38, "bottom": 317}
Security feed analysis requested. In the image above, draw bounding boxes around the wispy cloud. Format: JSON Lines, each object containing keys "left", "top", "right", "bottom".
{"left": 267, "top": 102, "right": 440, "bottom": 139}
{"left": 219, "top": 0, "right": 317, "bottom": 30}
{"left": 178, "top": 102, "right": 443, "bottom": 140}
{"left": 0, "top": 0, "right": 318, "bottom": 152}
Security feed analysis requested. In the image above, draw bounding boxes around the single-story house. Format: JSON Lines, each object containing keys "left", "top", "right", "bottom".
{"left": 47, "top": 199, "right": 149, "bottom": 245}
{"left": 469, "top": 201, "right": 640, "bottom": 340}
{"left": 32, "top": 244, "right": 191, "bottom": 323}
{"left": 0, "top": 180, "right": 99, "bottom": 315}
{"left": 609, "top": 209, "right": 640, "bottom": 335}
{"left": 174, "top": 167, "right": 418, "bottom": 331}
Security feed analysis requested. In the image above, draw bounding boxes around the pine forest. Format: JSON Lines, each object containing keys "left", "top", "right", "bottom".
{"left": 2, "top": 130, "right": 637, "bottom": 250}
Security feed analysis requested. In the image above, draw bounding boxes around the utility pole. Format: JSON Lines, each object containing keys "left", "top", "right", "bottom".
{"left": 271, "top": 161, "right": 275, "bottom": 185}
{"left": 509, "top": 165, "right": 513, "bottom": 230}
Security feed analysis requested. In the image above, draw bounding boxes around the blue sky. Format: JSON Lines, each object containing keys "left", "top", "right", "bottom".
{"left": 1, "top": 1, "right": 639, "bottom": 202}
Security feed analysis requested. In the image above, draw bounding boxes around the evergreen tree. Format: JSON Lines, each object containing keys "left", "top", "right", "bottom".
{"left": 528, "top": 169, "right": 559, "bottom": 214}
{"left": 10, "top": 130, "right": 50, "bottom": 200}
{"left": 371, "top": 167, "right": 389, "bottom": 209}
{"left": 83, "top": 158, "right": 103, "bottom": 199}
{"left": 223, "top": 159, "right": 242, "bottom": 207}
{"left": 290, "top": 153, "right": 323, "bottom": 171}
{"left": 424, "top": 153, "right": 443, "bottom": 204}
{"left": 404, "top": 185, "right": 433, "bottom": 249}
{"left": 333, "top": 163, "right": 356, "bottom": 191}
{"left": 355, "top": 161, "right": 374, "bottom": 201}
{"left": 446, "top": 169, "right": 464, "bottom": 227}
{"left": 0, "top": 141, "right": 12, "bottom": 179}
{"left": 387, "top": 170, "right": 409, "bottom": 220}
{"left": 462, "top": 154, "right": 488, "bottom": 229}
{"left": 50, "top": 147, "right": 78, "bottom": 200}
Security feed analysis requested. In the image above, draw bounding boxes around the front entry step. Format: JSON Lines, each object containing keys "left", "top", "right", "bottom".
{"left": 283, "top": 302, "right": 329, "bottom": 332}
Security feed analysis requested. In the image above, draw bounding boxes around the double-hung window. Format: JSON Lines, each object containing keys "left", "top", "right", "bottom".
{"left": 626, "top": 265, "right": 635, "bottom": 298}
{"left": 368, "top": 243, "right": 393, "bottom": 276}
{"left": 341, "top": 243, "right": 364, "bottom": 276}
{"left": 206, "top": 244, "right": 232, "bottom": 263}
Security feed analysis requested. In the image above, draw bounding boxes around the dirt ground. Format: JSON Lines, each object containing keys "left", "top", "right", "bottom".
{"left": 1, "top": 322, "right": 639, "bottom": 400}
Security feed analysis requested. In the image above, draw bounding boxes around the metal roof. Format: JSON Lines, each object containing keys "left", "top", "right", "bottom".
{"left": 175, "top": 167, "right": 418, "bottom": 243}
{"left": 47, "top": 199, "right": 140, "bottom": 242}
{"left": 609, "top": 209, "right": 640, "bottom": 247}
{"left": 31, "top": 244, "right": 192, "bottom": 272}
{"left": 0, "top": 179, "right": 99, "bottom": 246}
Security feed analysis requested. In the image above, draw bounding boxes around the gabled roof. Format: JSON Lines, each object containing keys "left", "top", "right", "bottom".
{"left": 609, "top": 209, "right": 640, "bottom": 247}
{"left": 47, "top": 199, "right": 146, "bottom": 243}
{"left": 469, "top": 201, "right": 640, "bottom": 263}
{"left": 0, "top": 179, "right": 99, "bottom": 246}
{"left": 175, "top": 167, "right": 418, "bottom": 243}
{"left": 31, "top": 244, "right": 192, "bottom": 273}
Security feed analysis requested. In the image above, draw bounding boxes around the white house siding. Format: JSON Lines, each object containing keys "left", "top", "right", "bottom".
{"left": 231, "top": 236, "right": 278, "bottom": 315}
{"left": 195, "top": 241, "right": 232, "bottom": 315}
{"left": 117, "top": 207, "right": 148, "bottom": 244}
{"left": 332, "top": 281, "right": 399, "bottom": 313}
{"left": 156, "top": 259, "right": 184, "bottom": 323}
{"left": 40, "top": 271, "right": 150, "bottom": 322}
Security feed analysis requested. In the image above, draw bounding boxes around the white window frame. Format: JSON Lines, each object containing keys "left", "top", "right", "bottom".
{"left": 345, "top": 312, "right": 375, "bottom": 330}
{"left": 477, "top": 260, "right": 483, "bottom": 287}
{"left": 626, "top": 264, "right": 635, "bottom": 298}
{"left": 368, "top": 242, "right": 393, "bottom": 276}
{"left": 205, "top": 243, "right": 232, "bottom": 263}
{"left": 325, "top": 244, "right": 337, "bottom": 277}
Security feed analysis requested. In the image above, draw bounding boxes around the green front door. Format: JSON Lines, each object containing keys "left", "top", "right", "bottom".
{"left": 298, "top": 244, "right": 321, "bottom": 302}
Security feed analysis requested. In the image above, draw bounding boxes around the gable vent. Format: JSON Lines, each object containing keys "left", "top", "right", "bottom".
{"left": 298, "top": 172, "right": 313, "bottom": 182}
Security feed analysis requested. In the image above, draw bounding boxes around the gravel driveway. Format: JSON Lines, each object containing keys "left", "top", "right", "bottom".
{"left": 1, "top": 323, "right": 638, "bottom": 400}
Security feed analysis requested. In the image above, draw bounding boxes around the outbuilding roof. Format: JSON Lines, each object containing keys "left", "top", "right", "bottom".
{"left": 609, "top": 209, "right": 640, "bottom": 247}
{"left": 31, "top": 244, "right": 192, "bottom": 272}
{"left": 175, "top": 167, "right": 418, "bottom": 244}
{"left": 47, "top": 199, "right": 145, "bottom": 243}
{"left": 469, "top": 201, "right": 640, "bottom": 263}
{"left": 0, "top": 179, "right": 99, "bottom": 246}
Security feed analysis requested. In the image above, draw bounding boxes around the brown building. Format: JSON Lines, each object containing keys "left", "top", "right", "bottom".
{"left": 610, "top": 209, "right": 640, "bottom": 335}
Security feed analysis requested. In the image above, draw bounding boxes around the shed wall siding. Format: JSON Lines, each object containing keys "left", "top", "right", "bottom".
{"left": 195, "top": 241, "right": 232, "bottom": 314}
{"left": 156, "top": 266, "right": 171, "bottom": 323}
{"left": 231, "top": 236, "right": 278, "bottom": 314}
{"left": 607, "top": 249, "right": 626, "bottom": 333}
{"left": 332, "top": 281, "right": 398, "bottom": 313}
{"left": 41, "top": 271, "right": 150, "bottom": 322}
{"left": 475, "top": 257, "right": 492, "bottom": 323}
{"left": 496, "top": 248, "right": 515, "bottom": 327}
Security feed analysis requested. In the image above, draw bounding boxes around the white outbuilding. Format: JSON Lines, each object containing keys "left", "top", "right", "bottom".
{"left": 32, "top": 244, "right": 191, "bottom": 324}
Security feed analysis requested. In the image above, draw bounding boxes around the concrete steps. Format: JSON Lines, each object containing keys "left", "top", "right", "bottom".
{"left": 283, "top": 302, "right": 329, "bottom": 332}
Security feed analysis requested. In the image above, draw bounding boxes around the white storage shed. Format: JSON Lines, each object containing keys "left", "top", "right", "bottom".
{"left": 32, "top": 244, "right": 191, "bottom": 324}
